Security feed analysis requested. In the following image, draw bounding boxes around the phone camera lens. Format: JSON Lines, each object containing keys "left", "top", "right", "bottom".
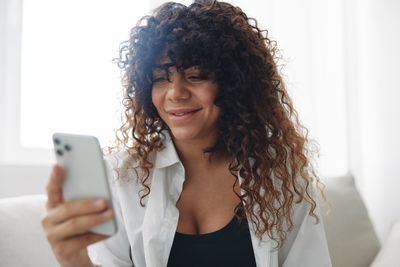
{"left": 56, "top": 149, "right": 63, "bottom": 156}
{"left": 64, "top": 144, "right": 71, "bottom": 151}
{"left": 54, "top": 138, "right": 61, "bottom": 145}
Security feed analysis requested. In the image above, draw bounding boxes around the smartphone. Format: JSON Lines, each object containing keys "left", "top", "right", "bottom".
{"left": 52, "top": 133, "right": 117, "bottom": 236}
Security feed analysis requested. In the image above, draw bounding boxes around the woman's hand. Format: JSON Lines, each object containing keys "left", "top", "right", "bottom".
{"left": 42, "top": 165, "right": 113, "bottom": 267}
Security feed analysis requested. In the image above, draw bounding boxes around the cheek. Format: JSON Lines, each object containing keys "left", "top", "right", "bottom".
{"left": 207, "top": 90, "right": 219, "bottom": 108}
{"left": 151, "top": 88, "right": 162, "bottom": 112}
{"left": 198, "top": 84, "right": 219, "bottom": 107}
{"left": 203, "top": 94, "right": 216, "bottom": 106}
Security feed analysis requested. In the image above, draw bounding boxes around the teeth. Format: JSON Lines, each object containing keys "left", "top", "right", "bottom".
{"left": 174, "top": 112, "right": 187, "bottom": 116}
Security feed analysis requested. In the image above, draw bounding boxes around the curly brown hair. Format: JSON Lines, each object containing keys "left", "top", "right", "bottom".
{"left": 110, "top": 0, "right": 324, "bottom": 247}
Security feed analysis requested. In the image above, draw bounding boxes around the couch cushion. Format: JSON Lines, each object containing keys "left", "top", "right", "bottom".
{"left": 322, "top": 175, "right": 381, "bottom": 267}
{"left": 370, "top": 221, "right": 400, "bottom": 267}
{"left": 0, "top": 195, "right": 58, "bottom": 267}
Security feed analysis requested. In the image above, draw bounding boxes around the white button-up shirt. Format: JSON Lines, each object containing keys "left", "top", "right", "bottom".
{"left": 89, "top": 133, "right": 332, "bottom": 267}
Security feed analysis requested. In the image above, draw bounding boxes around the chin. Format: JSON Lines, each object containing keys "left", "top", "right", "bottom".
{"left": 169, "top": 128, "right": 198, "bottom": 142}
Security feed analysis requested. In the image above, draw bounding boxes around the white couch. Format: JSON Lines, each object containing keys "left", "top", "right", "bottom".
{"left": 322, "top": 176, "right": 399, "bottom": 267}
{"left": 0, "top": 175, "right": 399, "bottom": 267}
{"left": 0, "top": 195, "right": 59, "bottom": 266}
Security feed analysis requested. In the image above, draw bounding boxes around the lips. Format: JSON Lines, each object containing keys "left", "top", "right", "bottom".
{"left": 166, "top": 108, "right": 201, "bottom": 122}
{"left": 167, "top": 108, "right": 200, "bottom": 115}
{"left": 170, "top": 111, "right": 196, "bottom": 116}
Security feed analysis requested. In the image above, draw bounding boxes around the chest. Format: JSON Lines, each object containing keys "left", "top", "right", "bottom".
{"left": 175, "top": 171, "right": 242, "bottom": 234}
{"left": 123, "top": 165, "right": 275, "bottom": 267}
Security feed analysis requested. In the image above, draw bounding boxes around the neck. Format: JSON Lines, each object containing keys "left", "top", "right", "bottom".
{"left": 172, "top": 135, "right": 230, "bottom": 176}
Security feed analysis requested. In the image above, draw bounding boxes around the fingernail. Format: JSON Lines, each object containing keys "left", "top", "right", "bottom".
{"left": 53, "top": 165, "right": 62, "bottom": 175}
{"left": 103, "top": 209, "right": 113, "bottom": 218}
{"left": 94, "top": 199, "right": 106, "bottom": 208}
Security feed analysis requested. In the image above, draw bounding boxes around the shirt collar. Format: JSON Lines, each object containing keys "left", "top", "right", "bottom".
{"left": 153, "top": 130, "right": 181, "bottom": 169}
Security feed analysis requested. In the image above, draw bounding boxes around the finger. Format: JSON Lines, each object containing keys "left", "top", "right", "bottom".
{"left": 48, "top": 198, "right": 109, "bottom": 225}
{"left": 52, "top": 232, "right": 109, "bottom": 259}
{"left": 46, "top": 165, "right": 65, "bottom": 209}
{"left": 47, "top": 209, "right": 113, "bottom": 242}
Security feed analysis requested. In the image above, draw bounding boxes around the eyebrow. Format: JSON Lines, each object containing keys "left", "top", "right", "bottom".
{"left": 154, "top": 62, "right": 175, "bottom": 70}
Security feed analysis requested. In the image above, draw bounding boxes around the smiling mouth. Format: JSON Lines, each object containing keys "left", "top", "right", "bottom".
{"left": 167, "top": 108, "right": 201, "bottom": 115}
{"left": 170, "top": 111, "right": 196, "bottom": 116}
{"left": 167, "top": 109, "right": 200, "bottom": 122}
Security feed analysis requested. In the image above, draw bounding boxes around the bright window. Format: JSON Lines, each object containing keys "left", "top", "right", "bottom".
{"left": 20, "top": 1, "right": 150, "bottom": 149}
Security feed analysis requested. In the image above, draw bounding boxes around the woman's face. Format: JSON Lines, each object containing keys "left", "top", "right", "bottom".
{"left": 151, "top": 59, "right": 220, "bottom": 144}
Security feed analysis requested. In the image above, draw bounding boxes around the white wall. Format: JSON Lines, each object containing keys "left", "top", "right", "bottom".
{"left": 349, "top": 0, "right": 400, "bottom": 242}
{"left": 0, "top": 0, "right": 53, "bottom": 197}
{"left": 0, "top": 0, "right": 9, "bottom": 158}
{"left": 0, "top": 165, "right": 51, "bottom": 197}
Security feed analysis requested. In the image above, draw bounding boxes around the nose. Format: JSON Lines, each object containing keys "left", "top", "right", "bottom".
{"left": 167, "top": 71, "right": 190, "bottom": 102}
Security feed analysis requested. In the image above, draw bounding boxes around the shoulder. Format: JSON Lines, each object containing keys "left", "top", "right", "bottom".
{"left": 278, "top": 181, "right": 331, "bottom": 266}
{"left": 104, "top": 146, "right": 161, "bottom": 179}
{"left": 104, "top": 150, "right": 141, "bottom": 181}
{"left": 103, "top": 148, "right": 159, "bottom": 202}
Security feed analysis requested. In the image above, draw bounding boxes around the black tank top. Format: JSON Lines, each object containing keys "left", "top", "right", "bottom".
{"left": 166, "top": 216, "right": 257, "bottom": 267}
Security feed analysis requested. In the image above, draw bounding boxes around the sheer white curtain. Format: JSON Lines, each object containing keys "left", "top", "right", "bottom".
{"left": 233, "top": 0, "right": 349, "bottom": 177}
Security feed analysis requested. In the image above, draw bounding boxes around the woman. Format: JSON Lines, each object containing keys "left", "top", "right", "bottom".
{"left": 42, "top": 1, "right": 332, "bottom": 266}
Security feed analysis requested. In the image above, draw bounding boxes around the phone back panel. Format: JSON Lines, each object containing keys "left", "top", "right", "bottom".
{"left": 52, "top": 133, "right": 117, "bottom": 235}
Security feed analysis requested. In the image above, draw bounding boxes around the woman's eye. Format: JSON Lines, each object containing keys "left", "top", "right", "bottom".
{"left": 153, "top": 77, "right": 167, "bottom": 83}
{"left": 187, "top": 75, "right": 204, "bottom": 81}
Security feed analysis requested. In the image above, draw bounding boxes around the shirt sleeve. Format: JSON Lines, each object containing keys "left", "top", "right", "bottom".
{"left": 87, "top": 157, "right": 134, "bottom": 267}
{"left": 278, "top": 185, "right": 332, "bottom": 267}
